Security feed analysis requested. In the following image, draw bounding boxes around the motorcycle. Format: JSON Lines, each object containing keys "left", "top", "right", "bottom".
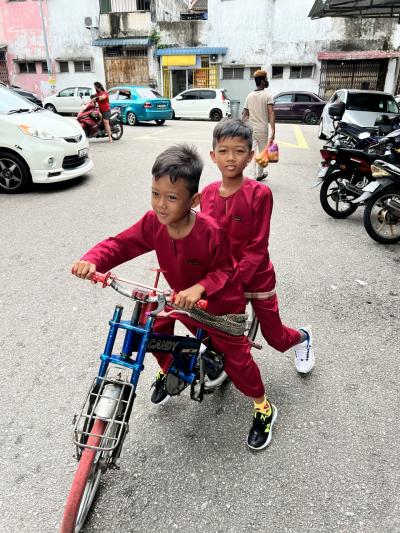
{"left": 77, "top": 100, "right": 123, "bottom": 141}
{"left": 357, "top": 160, "right": 400, "bottom": 244}
{"left": 315, "top": 101, "right": 400, "bottom": 218}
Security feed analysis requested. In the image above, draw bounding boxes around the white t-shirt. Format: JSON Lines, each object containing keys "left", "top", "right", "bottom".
{"left": 244, "top": 89, "right": 274, "bottom": 134}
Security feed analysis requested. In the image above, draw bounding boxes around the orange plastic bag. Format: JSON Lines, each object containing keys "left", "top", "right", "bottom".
{"left": 255, "top": 146, "right": 269, "bottom": 168}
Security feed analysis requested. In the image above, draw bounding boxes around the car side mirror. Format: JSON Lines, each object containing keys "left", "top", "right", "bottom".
{"left": 176, "top": 95, "right": 183, "bottom": 101}
{"left": 328, "top": 101, "right": 345, "bottom": 120}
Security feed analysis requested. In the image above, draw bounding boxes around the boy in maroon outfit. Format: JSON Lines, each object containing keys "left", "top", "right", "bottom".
{"left": 71, "top": 144, "right": 277, "bottom": 451}
{"left": 201, "top": 118, "right": 315, "bottom": 374}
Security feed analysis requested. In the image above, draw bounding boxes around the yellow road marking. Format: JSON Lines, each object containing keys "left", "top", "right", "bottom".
{"left": 278, "top": 125, "right": 309, "bottom": 149}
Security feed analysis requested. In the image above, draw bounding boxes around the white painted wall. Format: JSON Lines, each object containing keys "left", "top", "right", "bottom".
{"left": 206, "top": 0, "right": 400, "bottom": 109}
{"left": 47, "top": 0, "right": 105, "bottom": 95}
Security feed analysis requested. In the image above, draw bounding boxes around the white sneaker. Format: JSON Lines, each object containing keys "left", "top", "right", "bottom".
{"left": 294, "top": 327, "right": 315, "bottom": 374}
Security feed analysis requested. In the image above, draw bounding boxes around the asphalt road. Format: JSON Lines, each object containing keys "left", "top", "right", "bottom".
{"left": 1, "top": 119, "right": 399, "bottom": 533}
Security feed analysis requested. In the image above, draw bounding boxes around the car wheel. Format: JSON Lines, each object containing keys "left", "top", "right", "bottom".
{"left": 45, "top": 103, "right": 57, "bottom": 113}
{"left": 318, "top": 119, "right": 327, "bottom": 140}
{"left": 304, "top": 111, "right": 320, "bottom": 125}
{"left": 210, "top": 109, "right": 223, "bottom": 122}
{"left": 155, "top": 119, "right": 165, "bottom": 126}
{"left": 0, "top": 151, "right": 31, "bottom": 194}
{"left": 126, "top": 112, "right": 138, "bottom": 126}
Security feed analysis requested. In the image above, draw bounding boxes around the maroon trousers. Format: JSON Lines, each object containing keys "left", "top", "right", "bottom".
{"left": 251, "top": 295, "right": 301, "bottom": 353}
{"left": 152, "top": 314, "right": 265, "bottom": 399}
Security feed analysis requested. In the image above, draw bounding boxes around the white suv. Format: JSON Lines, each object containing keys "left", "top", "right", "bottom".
{"left": 171, "top": 88, "right": 231, "bottom": 121}
{"left": 0, "top": 86, "right": 93, "bottom": 193}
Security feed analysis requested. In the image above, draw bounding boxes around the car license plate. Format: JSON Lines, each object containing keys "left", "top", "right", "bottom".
{"left": 157, "top": 104, "right": 166, "bottom": 108}
{"left": 78, "top": 148, "right": 88, "bottom": 158}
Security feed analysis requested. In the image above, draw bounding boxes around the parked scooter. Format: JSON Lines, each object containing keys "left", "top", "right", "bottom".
{"left": 314, "top": 100, "right": 400, "bottom": 218}
{"left": 77, "top": 100, "right": 123, "bottom": 141}
{"left": 356, "top": 160, "right": 400, "bottom": 244}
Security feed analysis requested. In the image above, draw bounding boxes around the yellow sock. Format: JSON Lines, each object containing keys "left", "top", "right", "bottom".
{"left": 254, "top": 397, "right": 271, "bottom": 415}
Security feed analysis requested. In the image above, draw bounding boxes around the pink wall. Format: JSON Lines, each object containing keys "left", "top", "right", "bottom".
{"left": 0, "top": 0, "right": 53, "bottom": 96}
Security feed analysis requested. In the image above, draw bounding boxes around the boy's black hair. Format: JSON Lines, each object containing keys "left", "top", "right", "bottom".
{"left": 152, "top": 144, "right": 203, "bottom": 196}
{"left": 212, "top": 118, "right": 253, "bottom": 150}
{"left": 253, "top": 69, "right": 268, "bottom": 88}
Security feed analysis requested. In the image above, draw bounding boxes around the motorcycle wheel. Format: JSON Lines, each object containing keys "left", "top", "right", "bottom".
{"left": 111, "top": 123, "right": 123, "bottom": 141}
{"left": 363, "top": 188, "right": 400, "bottom": 244}
{"left": 320, "top": 173, "right": 359, "bottom": 219}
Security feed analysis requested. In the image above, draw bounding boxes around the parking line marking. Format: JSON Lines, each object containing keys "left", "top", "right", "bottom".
{"left": 278, "top": 125, "right": 309, "bottom": 149}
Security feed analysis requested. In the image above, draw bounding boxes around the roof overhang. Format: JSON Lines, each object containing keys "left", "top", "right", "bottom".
{"left": 93, "top": 38, "right": 150, "bottom": 47}
{"left": 309, "top": 0, "right": 400, "bottom": 18}
{"left": 318, "top": 50, "right": 400, "bottom": 59}
{"left": 155, "top": 47, "right": 227, "bottom": 56}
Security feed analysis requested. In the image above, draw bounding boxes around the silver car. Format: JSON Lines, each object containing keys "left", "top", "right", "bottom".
{"left": 318, "top": 89, "right": 400, "bottom": 139}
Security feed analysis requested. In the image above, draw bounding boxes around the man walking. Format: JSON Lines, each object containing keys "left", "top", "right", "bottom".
{"left": 242, "top": 70, "right": 276, "bottom": 181}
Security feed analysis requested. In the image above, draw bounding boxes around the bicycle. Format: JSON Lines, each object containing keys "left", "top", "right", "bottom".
{"left": 60, "top": 270, "right": 260, "bottom": 532}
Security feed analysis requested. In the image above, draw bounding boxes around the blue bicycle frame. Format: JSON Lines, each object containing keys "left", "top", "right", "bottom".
{"left": 97, "top": 303, "right": 204, "bottom": 398}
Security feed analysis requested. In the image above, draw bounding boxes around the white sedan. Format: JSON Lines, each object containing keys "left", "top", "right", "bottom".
{"left": 43, "top": 86, "right": 92, "bottom": 114}
{"left": 0, "top": 86, "right": 93, "bottom": 193}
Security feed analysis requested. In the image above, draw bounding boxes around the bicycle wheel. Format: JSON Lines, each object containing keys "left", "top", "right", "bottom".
{"left": 60, "top": 418, "right": 107, "bottom": 533}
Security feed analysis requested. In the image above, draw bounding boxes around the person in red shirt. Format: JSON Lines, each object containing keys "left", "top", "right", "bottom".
{"left": 201, "top": 118, "right": 315, "bottom": 375}
{"left": 71, "top": 144, "right": 277, "bottom": 451}
{"left": 92, "top": 81, "right": 112, "bottom": 143}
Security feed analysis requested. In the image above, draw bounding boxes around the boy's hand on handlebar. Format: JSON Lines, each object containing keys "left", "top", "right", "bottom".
{"left": 174, "top": 284, "right": 205, "bottom": 310}
{"left": 71, "top": 260, "right": 97, "bottom": 280}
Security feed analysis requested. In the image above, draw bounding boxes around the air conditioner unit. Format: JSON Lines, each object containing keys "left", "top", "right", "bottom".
{"left": 84, "top": 16, "right": 98, "bottom": 28}
{"left": 210, "top": 53, "right": 219, "bottom": 63}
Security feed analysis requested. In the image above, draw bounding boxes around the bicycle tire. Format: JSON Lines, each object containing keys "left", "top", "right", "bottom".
{"left": 60, "top": 418, "right": 107, "bottom": 533}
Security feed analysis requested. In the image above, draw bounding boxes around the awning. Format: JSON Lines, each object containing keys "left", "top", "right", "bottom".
{"left": 155, "top": 47, "right": 227, "bottom": 56}
{"left": 309, "top": 0, "right": 400, "bottom": 18}
{"left": 318, "top": 50, "right": 400, "bottom": 60}
{"left": 93, "top": 38, "right": 150, "bottom": 47}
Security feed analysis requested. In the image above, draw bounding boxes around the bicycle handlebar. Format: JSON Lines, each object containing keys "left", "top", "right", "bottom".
{"left": 90, "top": 272, "right": 208, "bottom": 311}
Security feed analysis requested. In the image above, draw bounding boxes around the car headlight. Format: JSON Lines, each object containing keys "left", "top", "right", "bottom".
{"left": 18, "top": 124, "right": 59, "bottom": 140}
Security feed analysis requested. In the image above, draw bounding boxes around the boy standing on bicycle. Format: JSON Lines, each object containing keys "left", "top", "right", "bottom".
{"left": 72, "top": 144, "right": 277, "bottom": 451}
{"left": 201, "top": 118, "right": 315, "bottom": 373}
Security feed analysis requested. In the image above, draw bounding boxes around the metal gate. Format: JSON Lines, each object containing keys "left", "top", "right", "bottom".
{"left": 319, "top": 60, "right": 388, "bottom": 100}
{"left": 0, "top": 51, "right": 9, "bottom": 85}
{"left": 104, "top": 48, "right": 149, "bottom": 88}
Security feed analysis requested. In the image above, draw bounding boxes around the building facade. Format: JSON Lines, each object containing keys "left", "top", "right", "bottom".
{"left": 0, "top": 0, "right": 104, "bottom": 97}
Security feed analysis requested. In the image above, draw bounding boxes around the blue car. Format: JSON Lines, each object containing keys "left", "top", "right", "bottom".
{"left": 108, "top": 86, "right": 173, "bottom": 126}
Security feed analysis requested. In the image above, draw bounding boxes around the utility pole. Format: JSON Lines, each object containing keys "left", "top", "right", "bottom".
{"left": 38, "top": 0, "right": 54, "bottom": 87}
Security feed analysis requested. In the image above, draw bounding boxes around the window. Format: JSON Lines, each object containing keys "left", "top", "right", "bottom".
{"left": 59, "top": 88, "right": 76, "bottom": 97}
{"left": 137, "top": 0, "right": 150, "bottom": 10}
{"left": 198, "top": 90, "right": 216, "bottom": 99}
{"left": 347, "top": 93, "right": 399, "bottom": 113}
{"left": 59, "top": 61, "right": 69, "bottom": 73}
{"left": 294, "top": 94, "right": 311, "bottom": 103}
{"left": 78, "top": 87, "right": 92, "bottom": 97}
{"left": 180, "top": 91, "right": 198, "bottom": 100}
{"left": 108, "top": 89, "right": 119, "bottom": 101}
{"left": 290, "top": 65, "right": 313, "bottom": 79}
{"left": 249, "top": 67, "right": 261, "bottom": 78}
{"left": 40, "top": 61, "right": 49, "bottom": 73}
{"left": 74, "top": 60, "right": 91, "bottom": 73}
{"left": 18, "top": 62, "right": 36, "bottom": 74}
{"left": 118, "top": 89, "right": 131, "bottom": 100}
{"left": 272, "top": 66, "right": 284, "bottom": 79}
{"left": 222, "top": 67, "right": 244, "bottom": 80}
{"left": 274, "top": 94, "right": 293, "bottom": 104}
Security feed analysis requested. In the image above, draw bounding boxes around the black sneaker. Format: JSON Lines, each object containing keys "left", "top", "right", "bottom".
{"left": 150, "top": 371, "right": 171, "bottom": 405}
{"left": 247, "top": 402, "right": 278, "bottom": 450}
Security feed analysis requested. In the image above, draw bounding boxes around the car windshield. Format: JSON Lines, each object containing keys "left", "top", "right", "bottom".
{"left": 136, "top": 88, "right": 161, "bottom": 100}
{"left": 347, "top": 93, "right": 399, "bottom": 113}
{"left": 0, "top": 86, "right": 36, "bottom": 115}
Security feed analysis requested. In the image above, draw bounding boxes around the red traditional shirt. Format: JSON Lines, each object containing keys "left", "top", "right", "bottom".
{"left": 97, "top": 91, "right": 110, "bottom": 113}
{"left": 81, "top": 211, "right": 246, "bottom": 315}
{"left": 201, "top": 178, "right": 276, "bottom": 295}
